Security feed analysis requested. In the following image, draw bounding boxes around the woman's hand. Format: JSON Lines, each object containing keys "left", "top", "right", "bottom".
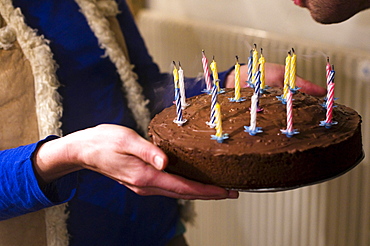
{"left": 33, "top": 124, "right": 239, "bottom": 200}
{"left": 225, "top": 62, "right": 326, "bottom": 97}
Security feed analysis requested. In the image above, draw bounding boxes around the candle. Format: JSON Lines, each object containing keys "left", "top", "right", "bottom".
{"left": 244, "top": 93, "right": 263, "bottom": 136}
{"left": 211, "top": 102, "right": 229, "bottom": 143}
{"left": 282, "top": 51, "right": 291, "bottom": 102}
{"left": 202, "top": 50, "right": 212, "bottom": 93}
{"left": 326, "top": 79, "right": 335, "bottom": 123}
{"left": 326, "top": 57, "right": 331, "bottom": 81}
{"left": 252, "top": 44, "right": 258, "bottom": 86}
{"left": 259, "top": 48, "right": 266, "bottom": 90}
{"left": 254, "top": 70, "right": 261, "bottom": 95}
{"left": 247, "top": 49, "right": 253, "bottom": 86}
{"left": 322, "top": 57, "right": 334, "bottom": 104}
{"left": 206, "top": 82, "right": 218, "bottom": 128}
{"left": 289, "top": 48, "right": 297, "bottom": 89}
{"left": 178, "top": 63, "right": 189, "bottom": 109}
{"left": 229, "top": 57, "right": 246, "bottom": 103}
{"left": 214, "top": 103, "right": 223, "bottom": 138}
{"left": 281, "top": 90, "right": 299, "bottom": 137}
{"left": 173, "top": 61, "right": 179, "bottom": 85}
{"left": 254, "top": 70, "right": 263, "bottom": 112}
{"left": 210, "top": 57, "right": 224, "bottom": 93}
{"left": 286, "top": 90, "right": 293, "bottom": 133}
{"left": 210, "top": 57, "right": 219, "bottom": 81}
{"left": 320, "top": 68, "right": 338, "bottom": 128}
{"left": 235, "top": 57, "right": 241, "bottom": 101}
{"left": 172, "top": 62, "right": 187, "bottom": 126}
{"left": 250, "top": 94, "right": 258, "bottom": 132}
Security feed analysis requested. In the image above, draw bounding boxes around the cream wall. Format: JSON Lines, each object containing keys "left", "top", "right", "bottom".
{"left": 146, "top": 0, "right": 370, "bottom": 52}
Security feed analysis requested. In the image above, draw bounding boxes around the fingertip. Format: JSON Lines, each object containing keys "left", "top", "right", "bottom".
{"left": 227, "top": 189, "right": 239, "bottom": 199}
{"left": 153, "top": 155, "right": 164, "bottom": 170}
{"left": 153, "top": 154, "right": 169, "bottom": 170}
{"left": 296, "top": 77, "right": 326, "bottom": 97}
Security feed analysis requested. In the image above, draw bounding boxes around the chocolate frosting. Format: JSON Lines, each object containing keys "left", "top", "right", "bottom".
{"left": 149, "top": 88, "right": 362, "bottom": 190}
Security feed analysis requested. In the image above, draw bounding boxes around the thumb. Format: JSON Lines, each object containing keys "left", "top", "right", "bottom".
{"left": 124, "top": 131, "right": 168, "bottom": 170}
{"left": 295, "top": 76, "right": 327, "bottom": 97}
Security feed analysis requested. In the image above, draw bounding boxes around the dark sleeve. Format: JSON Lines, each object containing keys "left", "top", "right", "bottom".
{"left": 115, "top": 1, "right": 235, "bottom": 116}
{"left": 0, "top": 136, "right": 78, "bottom": 221}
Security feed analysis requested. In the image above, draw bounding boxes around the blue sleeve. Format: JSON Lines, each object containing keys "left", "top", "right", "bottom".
{"left": 0, "top": 136, "right": 78, "bottom": 220}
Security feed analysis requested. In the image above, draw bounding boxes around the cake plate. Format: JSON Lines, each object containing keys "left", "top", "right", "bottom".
{"left": 231, "top": 150, "right": 365, "bottom": 193}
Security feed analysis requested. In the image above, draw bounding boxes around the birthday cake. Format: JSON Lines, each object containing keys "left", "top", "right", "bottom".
{"left": 148, "top": 87, "right": 363, "bottom": 191}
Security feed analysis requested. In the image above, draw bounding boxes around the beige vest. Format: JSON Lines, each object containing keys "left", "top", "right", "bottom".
{"left": 0, "top": 0, "right": 150, "bottom": 245}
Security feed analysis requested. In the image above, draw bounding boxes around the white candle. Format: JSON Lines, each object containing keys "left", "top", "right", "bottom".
{"left": 249, "top": 94, "right": 258, "bottom": 132}
{"left": 178, "top": 64, "right": 189, "bottom": 109}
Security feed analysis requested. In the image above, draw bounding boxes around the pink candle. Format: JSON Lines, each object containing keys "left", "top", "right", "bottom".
{"left": 286, "top": 90, "right": 293, "bottom": 133}
{"left": 202, "top": 50, "right": 212, "bottom": 92}
{"left": 281, "top": 90, "right": 299, "bottom": 137}
{"left": 326, "top": 57, "right": 331, "bottom": 82}
{"left": 320, "top": 68, "right": 337, "bottom": 128}
{"left": 325, "top": 80, "right": 335, "bottom": 123}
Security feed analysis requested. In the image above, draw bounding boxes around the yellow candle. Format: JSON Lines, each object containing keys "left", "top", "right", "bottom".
{"left": 234, "top": 58, "right": 241, "bottom": 101}
{"left": 252, "top": 44, "right": 258, "bottom": 85}
{"left": 173, "top": 61, "right": 179, "bottom": 88}
{"left": 214, "top": 103, "right": 223, "bottom": 138}
{"left": 210, "top": 58, "right": 219, "bottom": 81}
{"left": 283, "top": 52, "right": 291, "bottom": 99}
{"left": 258, "top": 49, "right": 266, "bottom": 90}
{"left": 290, "top": 49, "right": 297, "bottom": 89}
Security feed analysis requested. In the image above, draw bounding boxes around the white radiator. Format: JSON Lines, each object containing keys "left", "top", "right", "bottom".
{"left": 137, "top": 10, "right": 370, "bottom": 246}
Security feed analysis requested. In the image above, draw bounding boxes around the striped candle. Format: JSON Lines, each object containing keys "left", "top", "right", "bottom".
{"left": 234, "top": 58, "right": 241, "bottom": 101}
{"left": 250, "top": 94, "right": 257, "bottom": 132}
{"left": 173, "top": 62, "right": 186, "bottom": 126}
{"left": 178, "top": 63, "right": 189, "bottom": 109}
{"left": 229, "top": 56, "right": 246, "bottom": 102}
{"left": 174, "top": 84, "right": 185, "bottom": 124}
{"left": 281, "top": 90, "right": 299, "bottom": 137}
{"left": 247, "top": 49, "right": 253, "bottom": 85}
{"left": 254, "top": 71, "right": 261, "bottom": 95}
{"left": 254, "top": 70, "right": 263, "bottom": 111}
{"left": 202, "top": 50, "right": 212, "bottom": 92}
{"left": 214, "top": 103, "right": 223, "bottom": 138}
{"left": 259, "top": 49, "right": 266, "bottom": 90}
{"left": 326, "top": 57, "right": 331, "bottom": 81}
{"left": 289, "top": 48, "right": 297, "bottom": 89}
{"left": 286, "top": 90, "right": 293, "bottom": 133}
{"left": 252, "top": 44, "right": 258, "bottom": 86}
{"left": 282, "top": 51, "right": 292, "bottom": 101}
{"left": 172, "top": 61, "right": 179, "bottom": 85}
{"left": 244, "top": 93, "right": 263, "bottom": 136}
{"left": 320, "top": 68, "right": 337, "bottom": 128}
{"left": 210, "top": 57, "right": 224, "bottom": 93}
{"left": 207, "top": 82, "right": 218, "bottom": 128}
{"left": 210, "top": 57, "right": 219, "bottom": 81}
{"left": 211, "top": 102, "right": 229, "bottom": 143}
{"left": 325, "top": 79, "right": 335, "bottom": 123}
